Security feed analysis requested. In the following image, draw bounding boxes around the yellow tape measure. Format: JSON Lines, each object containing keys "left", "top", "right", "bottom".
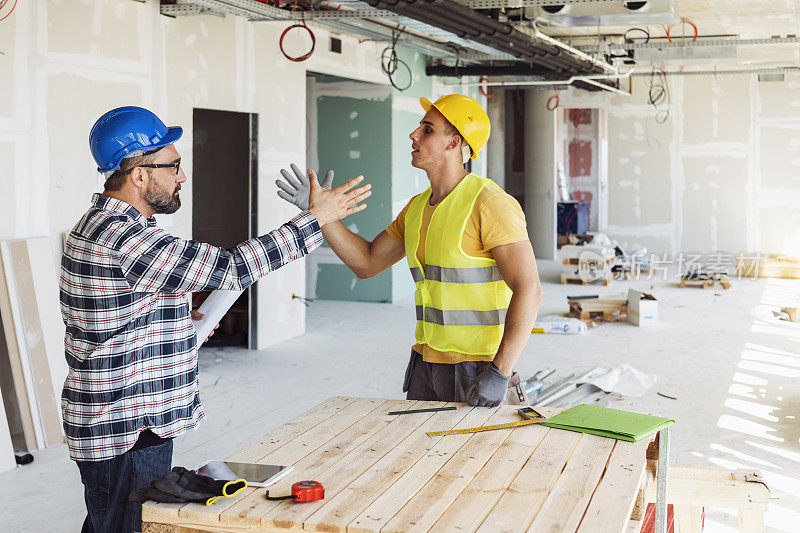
{"left": 426, "top": 418, "right": 541, "bottom": 437}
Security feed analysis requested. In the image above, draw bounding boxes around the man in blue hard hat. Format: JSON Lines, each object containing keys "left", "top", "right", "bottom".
{"left": 60, "top": 106, "right": 372, "bottom": 533}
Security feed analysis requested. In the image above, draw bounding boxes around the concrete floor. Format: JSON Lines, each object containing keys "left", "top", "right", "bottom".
{"left": 0, "top": 260, "right": 798, "bottom": 532}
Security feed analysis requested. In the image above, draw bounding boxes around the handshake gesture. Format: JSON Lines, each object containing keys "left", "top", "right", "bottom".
{"left": 276, "top": 163, "right": 371, "bottom": 226}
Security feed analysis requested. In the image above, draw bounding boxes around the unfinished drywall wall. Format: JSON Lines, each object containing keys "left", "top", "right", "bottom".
{"left": 0, "top": 0, "right": 397, "bottom": 349}
{"left": 559, "top": 72, "right": 800, "bottom": 258}
{"left": 311, "top": 78, "right": 393, "bottom": 302}
{"left": 390, "top": 51, "right": 489, "bottom": 301}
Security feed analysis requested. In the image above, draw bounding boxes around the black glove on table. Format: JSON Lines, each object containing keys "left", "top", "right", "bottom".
{"left": 129, "top": 466, "right": 247, "bottom": 505}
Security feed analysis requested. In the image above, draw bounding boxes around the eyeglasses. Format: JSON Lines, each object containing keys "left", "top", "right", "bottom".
{"left": 125, "top": 162, "right": 181, "bottom": 175}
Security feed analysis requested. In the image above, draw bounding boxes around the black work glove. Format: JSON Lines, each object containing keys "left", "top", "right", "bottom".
{"left": 466, "top": 363, "right": 509, "bottom": 407}
{"left": 129, "top": 467, "right": 247, "bottom": 505}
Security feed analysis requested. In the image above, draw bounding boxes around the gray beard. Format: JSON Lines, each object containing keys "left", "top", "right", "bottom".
{"left": 145, "top": 183, "right": 181, "bottom": 214}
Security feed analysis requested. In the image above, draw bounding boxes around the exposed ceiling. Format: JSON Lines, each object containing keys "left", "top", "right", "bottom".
{"left": 538, "top": 0, "right": 800, "bottom": 68}
{"left": 160, "top": 0, "right": 800, "bottom": 92}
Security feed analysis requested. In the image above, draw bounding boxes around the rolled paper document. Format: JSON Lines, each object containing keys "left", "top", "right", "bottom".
{"left": 192, "top": 288, "right": 244, "bottom": 343}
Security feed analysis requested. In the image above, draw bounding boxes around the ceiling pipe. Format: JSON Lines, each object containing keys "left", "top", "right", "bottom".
{"left": 363, "top": 0, "right": 600, "bottom": 75}
{"left": 420, "top": 0, "right": 602, "bottom": 72}
{"left": 367, "top": 0, "right": 571, "bottom": 71}
{"left": 530, "top": 23, "right": 617, "bottom": 74}
{"left": 426, "top": 64, "right": 554, "bottom": 76}
{"left": 449, "top": 67, "right": 635, "bottom": 97}
{"left": 421, "top": 4, "right": 571, "bottom": 67}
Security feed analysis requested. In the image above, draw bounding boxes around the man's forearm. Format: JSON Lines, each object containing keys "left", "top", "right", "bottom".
{"left": 493, "top": 287, "right": 542, "bottom": 376}
{"left": 322, "top": 221, "right": 374, "bottom": 278}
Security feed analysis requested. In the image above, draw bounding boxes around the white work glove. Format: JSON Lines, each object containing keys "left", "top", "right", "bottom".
{"left": 276, "top": 163, "right": 334, "bottom": 211}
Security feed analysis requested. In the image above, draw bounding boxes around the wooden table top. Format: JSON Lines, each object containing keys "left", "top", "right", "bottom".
{"left": 143, "top": 396, "right": 654, "bottom": 533}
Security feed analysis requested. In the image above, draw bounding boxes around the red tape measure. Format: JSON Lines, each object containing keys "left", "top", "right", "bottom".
{"left": 266, "top": 480, "right": 325, "bottom": 503}
{"left": 292, "top": 481, "right": 324, "bottom": 502}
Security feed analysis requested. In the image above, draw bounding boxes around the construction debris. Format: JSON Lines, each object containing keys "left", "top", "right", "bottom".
{"left": 532, "top": 315, "right": 587, "bottom": 334}
{"left": 568, "top": 294, "right": 627, "bottom": 322}
{"left": 780, "top": 306, "right": 799, "bottom": 322}
{"left": 737, "top": 253, "right": 800, "bottom": 279}
{"left": 627, "top": 289, "right": 659, "bottom": 326}
{"left": 680, "top": 269, "right": 731, "bottom": 289}
{"left": 531, "top": 365, "right": 658, "bottom": 409}
{"left": 560, "top": 233, "right": 616, "bottom": 285}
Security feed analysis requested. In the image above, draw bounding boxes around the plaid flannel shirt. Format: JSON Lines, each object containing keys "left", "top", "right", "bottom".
{"left": 60, "top": 193, "right": 322, "bottom": 462}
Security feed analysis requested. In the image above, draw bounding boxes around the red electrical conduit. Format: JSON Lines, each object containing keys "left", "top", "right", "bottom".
{"left": 280, "top": 19, "right": 316, "bottom": 62}
{"left": 666, "top": 18, "right": 698, "bottom": 42}
{"left": 479, "top": 76, "right": 493, "bottom": 98}
{"left": 0, "top": 0, "right": 18, "bottom": 22}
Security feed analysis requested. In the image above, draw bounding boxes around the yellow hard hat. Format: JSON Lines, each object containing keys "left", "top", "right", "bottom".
{"left": 420, "top": 94, "right": 490, "bottom": 160}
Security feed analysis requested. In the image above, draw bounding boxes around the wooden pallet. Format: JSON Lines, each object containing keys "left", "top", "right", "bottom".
{"left": 561, "top": 275, "right": 611, "bottom": 286}
{"left": 562, "top": 256, "right": 615, "bottom": 266}
{"left": 569, "top": 299, "right": 627, "bottom": 322}
{"left": 680, "top": 278, "right": 713, "bottom": 289}
{"left": 569, "top": 307, "right": 626, "bottom": 321}
{"left": 680, "top": 275, "right": 731, "bottom": 290}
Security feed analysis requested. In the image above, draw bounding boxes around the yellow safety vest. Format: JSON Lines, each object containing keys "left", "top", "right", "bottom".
{"left": 404, "top": 173, "right": 513, "bottom": 356}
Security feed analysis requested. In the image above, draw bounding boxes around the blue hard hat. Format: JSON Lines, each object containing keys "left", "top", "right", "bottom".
{"left": 89, "top": 106, "right": 183, "bottom": 173}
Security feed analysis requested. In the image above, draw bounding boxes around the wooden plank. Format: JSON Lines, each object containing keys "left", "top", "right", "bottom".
{"left": 475, "top": 427, "right": 583, "bottom": 533}
{"left": 220, "top": 398, "right": 408, "bottom": 527}
{"left": 21, "top": 238, "right": 68, "bottom": 405}
{"left": 189, "top": 398, "right": 404, "bottom": 527}
{"left": 6, "top": 240, "right": 63, "bottom": 446}
{"left": 302, "top": 403, "right": 472, "bottom": 532}
{"left": 145, "top": 397, "right": 388, "bottom": 527}
{"left": 527, "top": 433, "right": 616, "bottom": 532}
{"left": 226, "top": 396, "right": 358, "bottom": 462}
{"left": 259, "top": 400, "right": 448, "bottom": 530}
{"left": 674, "top": 505, "right": 703, "bottom": 533}
{"left": 381, "top": 406, "right": 526, "bottom": 533}
{"left": 643, "top": 466, "right": 769, "bottom": 510}
{"left": 143, "top": 502, "right": 190, "bottom": 525}
{"left": 0, "top": 243, "right": 38, "bottom": 450}
{"left": 347, "top": 406, "right": 497, "bottom": 533}
{"left": 577, "top": 436, "right": 653, "bottom": 533}
{"left": 738, "top": 509, "right": 764, "bottom": 533}
{"left": 429, "top": 413, "right": 551, "bottom": 532}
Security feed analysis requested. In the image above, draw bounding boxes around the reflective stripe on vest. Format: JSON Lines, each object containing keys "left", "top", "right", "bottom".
{"left": 409, "top": 265, "right": 502, "bottom": 284}
{"left": 416, "top": 306, "right": 508, "bottom": 326}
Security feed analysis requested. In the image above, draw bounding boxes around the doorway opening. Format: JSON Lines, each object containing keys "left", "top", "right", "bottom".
{"left": 192, "top": 108, "right": 258, "bottom": 348}
{"left": 556, "top": 107, "right": 607, "bottom": 240}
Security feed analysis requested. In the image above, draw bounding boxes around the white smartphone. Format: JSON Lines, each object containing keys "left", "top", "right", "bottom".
{"left": 196, "top": 460, "right": 294, "bottom": 488}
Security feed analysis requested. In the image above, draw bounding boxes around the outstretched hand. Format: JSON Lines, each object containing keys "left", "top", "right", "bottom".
{"left": 276, "top": 163, "right": 334, "bottom": 211}
{"left": 307, "top": 169, "right": 371, "bottom": 227}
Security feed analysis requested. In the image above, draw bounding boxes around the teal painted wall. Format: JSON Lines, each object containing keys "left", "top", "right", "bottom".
{"left": 315, "top": 89, "right": 393, "bottom": 302}
{"left": 311, "top": 49, "right": 488, "bottom": 304}
{"left": 390, "top": 46, "right": 435, "bottom": 303}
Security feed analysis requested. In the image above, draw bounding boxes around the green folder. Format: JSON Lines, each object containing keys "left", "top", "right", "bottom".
{"left": 542, "top": 404, "right": 674, "bottom": 442}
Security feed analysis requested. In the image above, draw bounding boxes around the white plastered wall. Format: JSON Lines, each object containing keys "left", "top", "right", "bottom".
{"left": 0, "top": 0, "right": 391, "bottom": 349}
{"left": 558, "top": 73, "right": 800, "bottom": 258}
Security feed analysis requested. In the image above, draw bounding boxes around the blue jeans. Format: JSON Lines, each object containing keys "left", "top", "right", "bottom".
{"left": 76, "top": 440, "right": 173, "bottom": 533}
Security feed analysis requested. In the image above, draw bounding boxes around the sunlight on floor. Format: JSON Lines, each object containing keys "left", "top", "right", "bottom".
{"left": 708, "top": 279, "right": 800, "bottom": 532}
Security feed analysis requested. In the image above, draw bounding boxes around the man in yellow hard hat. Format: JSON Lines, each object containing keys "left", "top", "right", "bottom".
{"left": 277, "top": 94, "right": 542, "bottom": 407}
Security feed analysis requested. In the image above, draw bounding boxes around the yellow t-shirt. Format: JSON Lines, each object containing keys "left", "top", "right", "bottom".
{"left": 385, "top": 182, "right": 529, "bottom": 364}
